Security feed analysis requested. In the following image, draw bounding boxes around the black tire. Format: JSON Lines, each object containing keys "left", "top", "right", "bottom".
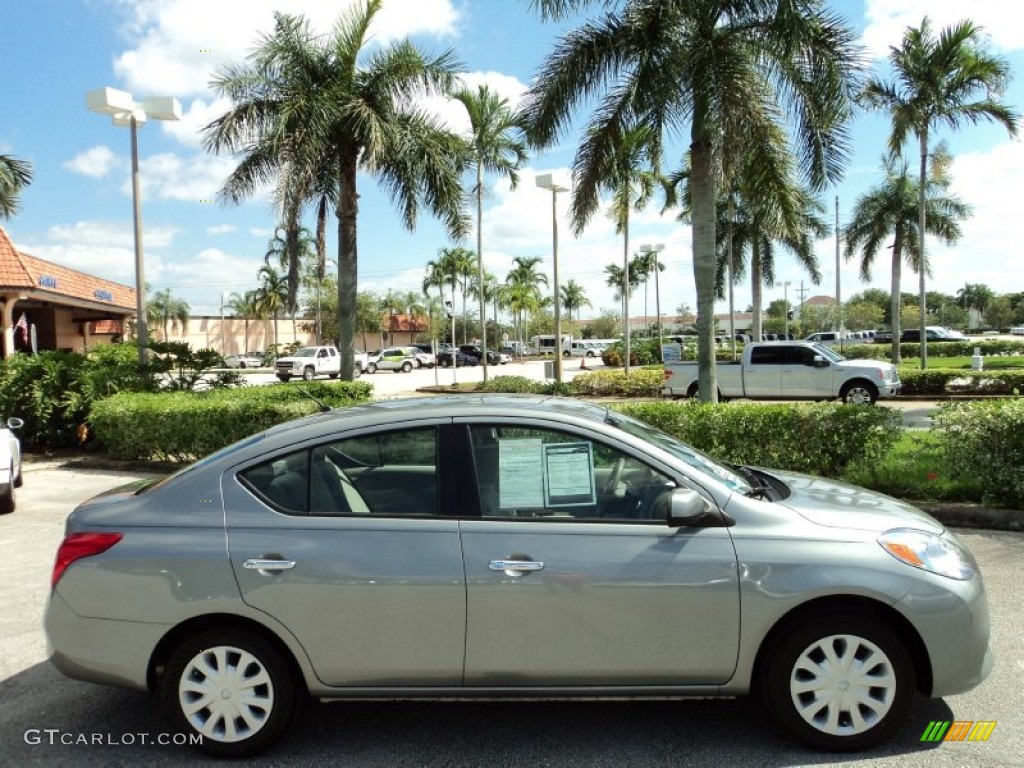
{"left": 686, "top": 383, "right": 700, "bottom": 400}
{"left": 276, "top": 375, "right": 290, "bottom": 383}
{"left": 562, "top": 350, "right": 571, "bottom": 358}
{"left": 840, "top": 380, "right": 878, "bottom": 405}
{"left": 160, "top": 629, "right": 297, "bottom": 758}
{"left": 14, "top": 465, "right": 23, "bottom": 488}
{"left": 239, "top": 362, "right": 247, "bottom": 369}
{"left": 328, "top": 373, "right": 338, "bottom": 379}
{"left": 761, "top": 614, "right": 915, "bottom": 751}
{"left": 439, "top": 358, "right": 450, "bottom": 368}
{"left": 0, "top": 464, "right": 14, "bottom": 514}
{"left": 401, "top": 361, "right": 413, "bottom": 373}
{"left": 302, "top": 367, "right": 315, "bottom": 382}
{"left": 366, "top": 363, "right": 377, "bottom": 374}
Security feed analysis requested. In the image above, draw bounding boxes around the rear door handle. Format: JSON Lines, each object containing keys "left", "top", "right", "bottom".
{"left": 243, "top": 558, "right": 296, "bottom": 572}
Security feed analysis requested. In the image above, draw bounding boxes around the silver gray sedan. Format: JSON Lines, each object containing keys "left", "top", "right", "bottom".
{"left": 45, "top": 395, "right": 990, "bottom": 758}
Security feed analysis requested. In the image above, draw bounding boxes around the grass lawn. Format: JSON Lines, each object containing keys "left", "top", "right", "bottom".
{"left": 841, "top": 430, "right": 985, "bottom": 504}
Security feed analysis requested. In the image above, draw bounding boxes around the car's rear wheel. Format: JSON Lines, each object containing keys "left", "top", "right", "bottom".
{"left": 762, "top": 614, "right": 914, "bottom": 751}
{"left": 401, "top": 361, "right": 413, "bottom": 373}
{"left": 840, "top": 381, "right": 878, "bottom": 405}
{"left": 328, "top": 373, "right": 338, "bottom": 379}
{"left": 238, "top": 362, "right": 247, "bottom": 369}
{"left": 366, "top": 363, "right": 377, "bottom": 374}
{"left": 160, "top": 629, "right": 297, "bottom": 758}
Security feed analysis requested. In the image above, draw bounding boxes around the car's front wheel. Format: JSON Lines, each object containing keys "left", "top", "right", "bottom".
{"left": 366, "top": 363, "right": 377, "bottom": 374}
{"left": 276, "top": 375, "right": 290, "bottom": 382}
{"left": 0, "top": 463, "right": 15, "bottom": 514}
{"left": 840, "top": 381, "right": 878, "bottom": 405}
{"left": 301, "top": 367, "right": 315, "bottom": 382}
{"left": 160, "top": 629, "right": 297, "bottom": 758}
{"left": 762, "top": 614, "right": 915, "bottom": 751}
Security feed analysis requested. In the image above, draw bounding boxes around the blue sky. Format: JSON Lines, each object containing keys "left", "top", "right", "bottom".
{"left": 3, "top": 0, "right": 1023, "bottom": 321}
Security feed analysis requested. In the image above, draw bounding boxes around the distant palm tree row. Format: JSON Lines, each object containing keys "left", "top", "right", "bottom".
{"left": 3, "top": 2, "right": 1004, "bottom": 391}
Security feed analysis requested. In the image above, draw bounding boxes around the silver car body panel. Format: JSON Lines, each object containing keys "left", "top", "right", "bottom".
{"left": 45, "top": 395, "right": 991, "bottom": 706}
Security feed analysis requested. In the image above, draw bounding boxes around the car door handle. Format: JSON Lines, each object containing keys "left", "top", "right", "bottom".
{"left": 243, "top": 558, "right": 296, "bottom": 571}
{"left": 489, "top": 559, "right": 544, "bottom": 575}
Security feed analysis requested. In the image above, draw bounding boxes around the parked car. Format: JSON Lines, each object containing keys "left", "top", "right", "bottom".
{"left": 0, "top": 416, "right": 24, "bottom": 514}
{"left": 45, "top": 395, "right": 991, "bottom": 757}
{"left": 435, "top": 348, "right": 479, "bottom": 367}
{"left": 275, "top": 346, "right": 370, "bottom": 381}
{"left": 222, "top": 353, "right": 263, "bottom": 369}
{"left": 663, "top": 341, "right": 901, "bottom": 404}
{"left": 408, "top": 343, "right": 437, "bottom": 368}
{"left": 366, "top": 347, "right": 418, "bottom": 374}
{"left": 458, "top": 344, "right": 501, "bottom": 365}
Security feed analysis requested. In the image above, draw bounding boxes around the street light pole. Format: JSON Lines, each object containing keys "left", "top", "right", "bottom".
{"left": 536, "top": 173, "right": 570, "bottom": 384}
{"left": 86, "top": 88, "right": 180, "bottom": 366}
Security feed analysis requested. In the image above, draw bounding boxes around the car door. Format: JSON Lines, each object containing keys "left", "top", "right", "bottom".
{"left": 782, "top": 344, "right": 833, "bottom": 398}
{"left": 743, "top": 346, "right": 784, "bottom": 397}
{"left": 456, "top": 419, "right": 740, "bottom": 686}
{"left": 224, "top": 421, "right": 466, "bottom": 687}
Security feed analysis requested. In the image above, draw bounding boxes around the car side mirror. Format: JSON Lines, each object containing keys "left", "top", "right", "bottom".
{"left": 813, "top": 355, "right": 828, "bottom": 367}
{"left": 666, "top": 488, "right": 732, "bottom": 528}
{"left": 6, "top": 417, "right": 23, "bottom": 430}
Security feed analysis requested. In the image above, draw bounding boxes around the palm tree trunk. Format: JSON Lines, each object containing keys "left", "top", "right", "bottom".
{"left": 623, "top": 199, "right": 631, "bottom": 376}
{"left": 691, "top": 128, "right": 718, "bottom": 402}
{"left": 918, "top": 130, "right": 929, "bottom": 369}
{"left": 476, "top": 159, "right": 489, "bottom": 381}
{"left": 891, "top": 233, "right": 903, "bottom": 365}
{"left": 337, "top": 150, "right": 359, "bottom": 379}
{"left": 728, "top": 195, "right": 737, "bottom": 360}
{"left": 751, "top": 237, "right": 763, "bottom": 342}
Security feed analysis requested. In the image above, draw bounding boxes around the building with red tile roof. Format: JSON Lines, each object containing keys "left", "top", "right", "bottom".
{"left": 0, "top": 226, "right": 136, "bottom": 356}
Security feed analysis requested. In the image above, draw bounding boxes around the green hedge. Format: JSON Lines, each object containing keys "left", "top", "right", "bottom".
{"left": 845, "top": 340, "right": 1024, "bottom": 360}
{"left": 934, "top": 399, "right": 1024, "bottom": 507}
{"left": 897, "top": 369, "right": 1024, "bottom": 396}
{"left": 90, "top": 381, "right": 372, "bottom": 461}
{"left": 614, "top": 401, "right": 902, "bottom": 476}
{"left": 475, "top": 369, "right": 667, "bottom": 397}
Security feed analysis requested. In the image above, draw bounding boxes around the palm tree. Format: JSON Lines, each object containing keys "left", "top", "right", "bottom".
{"left": 204, "top": 4, "right": 470, "bottom": 380}
{"left": 266, "top": 225, "right": 315, "bottom": 338}
{"left": 604, "top": 263, "right": 641, "bottom": 342}
{"left": 453, "top": 84, "right": 528, "bottom": 380}
{"left": 506, "top": 256, "right": 549, "bottom": 354}
{"left": 524, "top": 0, "right": 859, "bottom": 400}
{"left": 255, "top": 265, "right": 289, "bottom": 353}
{"left": 861, "top": 16, "right": 1018, "bottom": 367}
{"left": 148, "top": 288, "right": 192, "bottom": 342}
{"left": 0, "top": 155, "right": 33, "bottom": 220}
{"left": 422, "top": 257, "right": 450, "bottom": 344}
{"left": 225, "top": 290, "right": 262, "bottom": 353}
{"left": 843, "top": 152, "right": 970, "bottom": 363}
{"left": 560, "top": 279, "right": 591, "bottom": 338}
{"left": 431, "top": 247, "right": 475, "bottom": 343}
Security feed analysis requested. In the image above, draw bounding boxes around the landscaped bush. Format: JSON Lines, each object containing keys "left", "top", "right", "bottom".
{"left": 603, "top": 340, "right": 741, "bottom": 366}
{"left": 897, "top": 369, "right": 1024, "bottom": 396}
{"left": 475, "top": 375, "right": 543, "bottom": 394}
{"left": 570, "top": 368, "right": 666, "bottom": 397}
{"left": 0, "top": 351, "right": 89, "bottom": 448}
{"left": 90, "top": 381, "right": 372, "bottom": 461}
{"left": 842, "top": 344, "right": 890, "bottom": 360}
{"left": 613, "top": 401, "right": 902, "bottom": 476}
{"left": 934, "top": 398, "right": 1024, "bottom": 507}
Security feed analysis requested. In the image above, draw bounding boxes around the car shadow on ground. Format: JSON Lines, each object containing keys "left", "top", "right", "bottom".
{"left": 2, "top": 660, "right": 954, "bottom": 767}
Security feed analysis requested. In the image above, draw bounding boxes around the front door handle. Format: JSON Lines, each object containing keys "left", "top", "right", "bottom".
{"left": 489, "top": 559, "right": 544, "bottom": 576}
{"left": 243, "top": 558, "right": 296, "bottom": 572}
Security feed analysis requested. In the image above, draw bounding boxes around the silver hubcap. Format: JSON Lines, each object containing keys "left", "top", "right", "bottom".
{"left": 790, "top": 634, "right": 896, "bottom": 736}
{"left": 179, "top": 645, "right": 274, "bottom": 743}
{"left": 845, "top": 387, "right": 871, "bottom": 404}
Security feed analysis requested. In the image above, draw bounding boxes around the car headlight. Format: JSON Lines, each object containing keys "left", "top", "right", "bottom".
{"left": 878, "top": 529, "right": 975, "bottom": 580}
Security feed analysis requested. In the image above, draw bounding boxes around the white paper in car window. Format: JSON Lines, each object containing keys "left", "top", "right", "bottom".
{"left": 498, "top": 439, "right": 545, "bottom": 509}
{"left": 544, "top": 442, "right": 596, "bottom": 507}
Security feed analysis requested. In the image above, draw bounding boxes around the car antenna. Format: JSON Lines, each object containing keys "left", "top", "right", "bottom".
{"left": 295, "top": 387, "right": 333, "bottom": 412}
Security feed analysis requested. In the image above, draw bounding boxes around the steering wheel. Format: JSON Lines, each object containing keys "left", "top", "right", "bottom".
{"left": 602, "top": 457, "right": 626, "bottom": 494}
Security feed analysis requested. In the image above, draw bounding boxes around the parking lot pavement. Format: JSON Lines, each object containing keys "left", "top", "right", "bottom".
{"left": 2, "top": 462, "right": 1022, "bottom": 766}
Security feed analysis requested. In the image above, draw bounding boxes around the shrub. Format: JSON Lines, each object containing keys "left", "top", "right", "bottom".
{"left": 90, "top": 381, "right": 373, "bottom": 461}
{"left": 934, "top": 398, "right": 1024, "bottom": 507}
{"left": 476, "top": 375, "right": 542, "bottom": 394}
{"left": 613, "top": 401, "right": 902, "bottom": 476}
{"left": 897, "top": 369, "right": 1024, "bottom": 396}
{"left": 570, "top": 368, "right": 666, "bottom": 397}
{"left": 0, "top": 351, "right": 88, "bottom": 448}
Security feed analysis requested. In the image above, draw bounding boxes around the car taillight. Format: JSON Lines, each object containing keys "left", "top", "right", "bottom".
{"left": 52, "top": 532, "right": 123, "bottom": 588}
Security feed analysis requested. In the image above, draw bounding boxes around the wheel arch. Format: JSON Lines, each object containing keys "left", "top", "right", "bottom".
{"left": 147, "top": 613, "right": 308, "bottom": 696}
{"left": 839, "top": 378, "right": 879, "bottom": 404}
{"left": 750, "top": 595, "right": 933, "bottom": 697}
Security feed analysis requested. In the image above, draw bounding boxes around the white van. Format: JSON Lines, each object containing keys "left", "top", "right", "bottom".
{"left": 562, "top": 340, "right": 603, "bottom": 358}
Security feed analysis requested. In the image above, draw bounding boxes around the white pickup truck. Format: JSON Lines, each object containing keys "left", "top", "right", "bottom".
{"left": 274, "top": 346, "right": 369, "bottom": 382}
{"left": 662, "top": 341, "right": 901, "bottom": 404}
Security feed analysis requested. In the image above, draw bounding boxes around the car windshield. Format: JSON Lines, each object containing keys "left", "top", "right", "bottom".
{"left": 603, "top": 409, "right": 751, "bottom": 493}
{"left": 292, "top": 348, "right": 316, "bottom": 357}
{"left": 810, "top": 343, "right": 844, "bottom": 362}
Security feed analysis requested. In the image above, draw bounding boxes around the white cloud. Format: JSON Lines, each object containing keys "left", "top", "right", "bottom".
{"left": 458, "top": 71, "right": 530, "bottom": 108}
{"left": 46, "top": 220, "right": 178, "bottom": 249}
{"left": 862, "top": 0, "right": 1024, "bottom": 59}
{"left": 110, "top": 0, "right": 461, "bottom": 98}
{"left": 122, "top": 152, "right": 244, "bottom": 202}
{"left": 249, "top": 227, "right": 272, "bottom": 237}
{"left": 160, "top": 96, "right": 233, "bottom": 148}
{"left": 206, "top": 224, "right": 236, "bottom": 235}
{"left": 63, "top": 146, "right": 120, "bottom": 178}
